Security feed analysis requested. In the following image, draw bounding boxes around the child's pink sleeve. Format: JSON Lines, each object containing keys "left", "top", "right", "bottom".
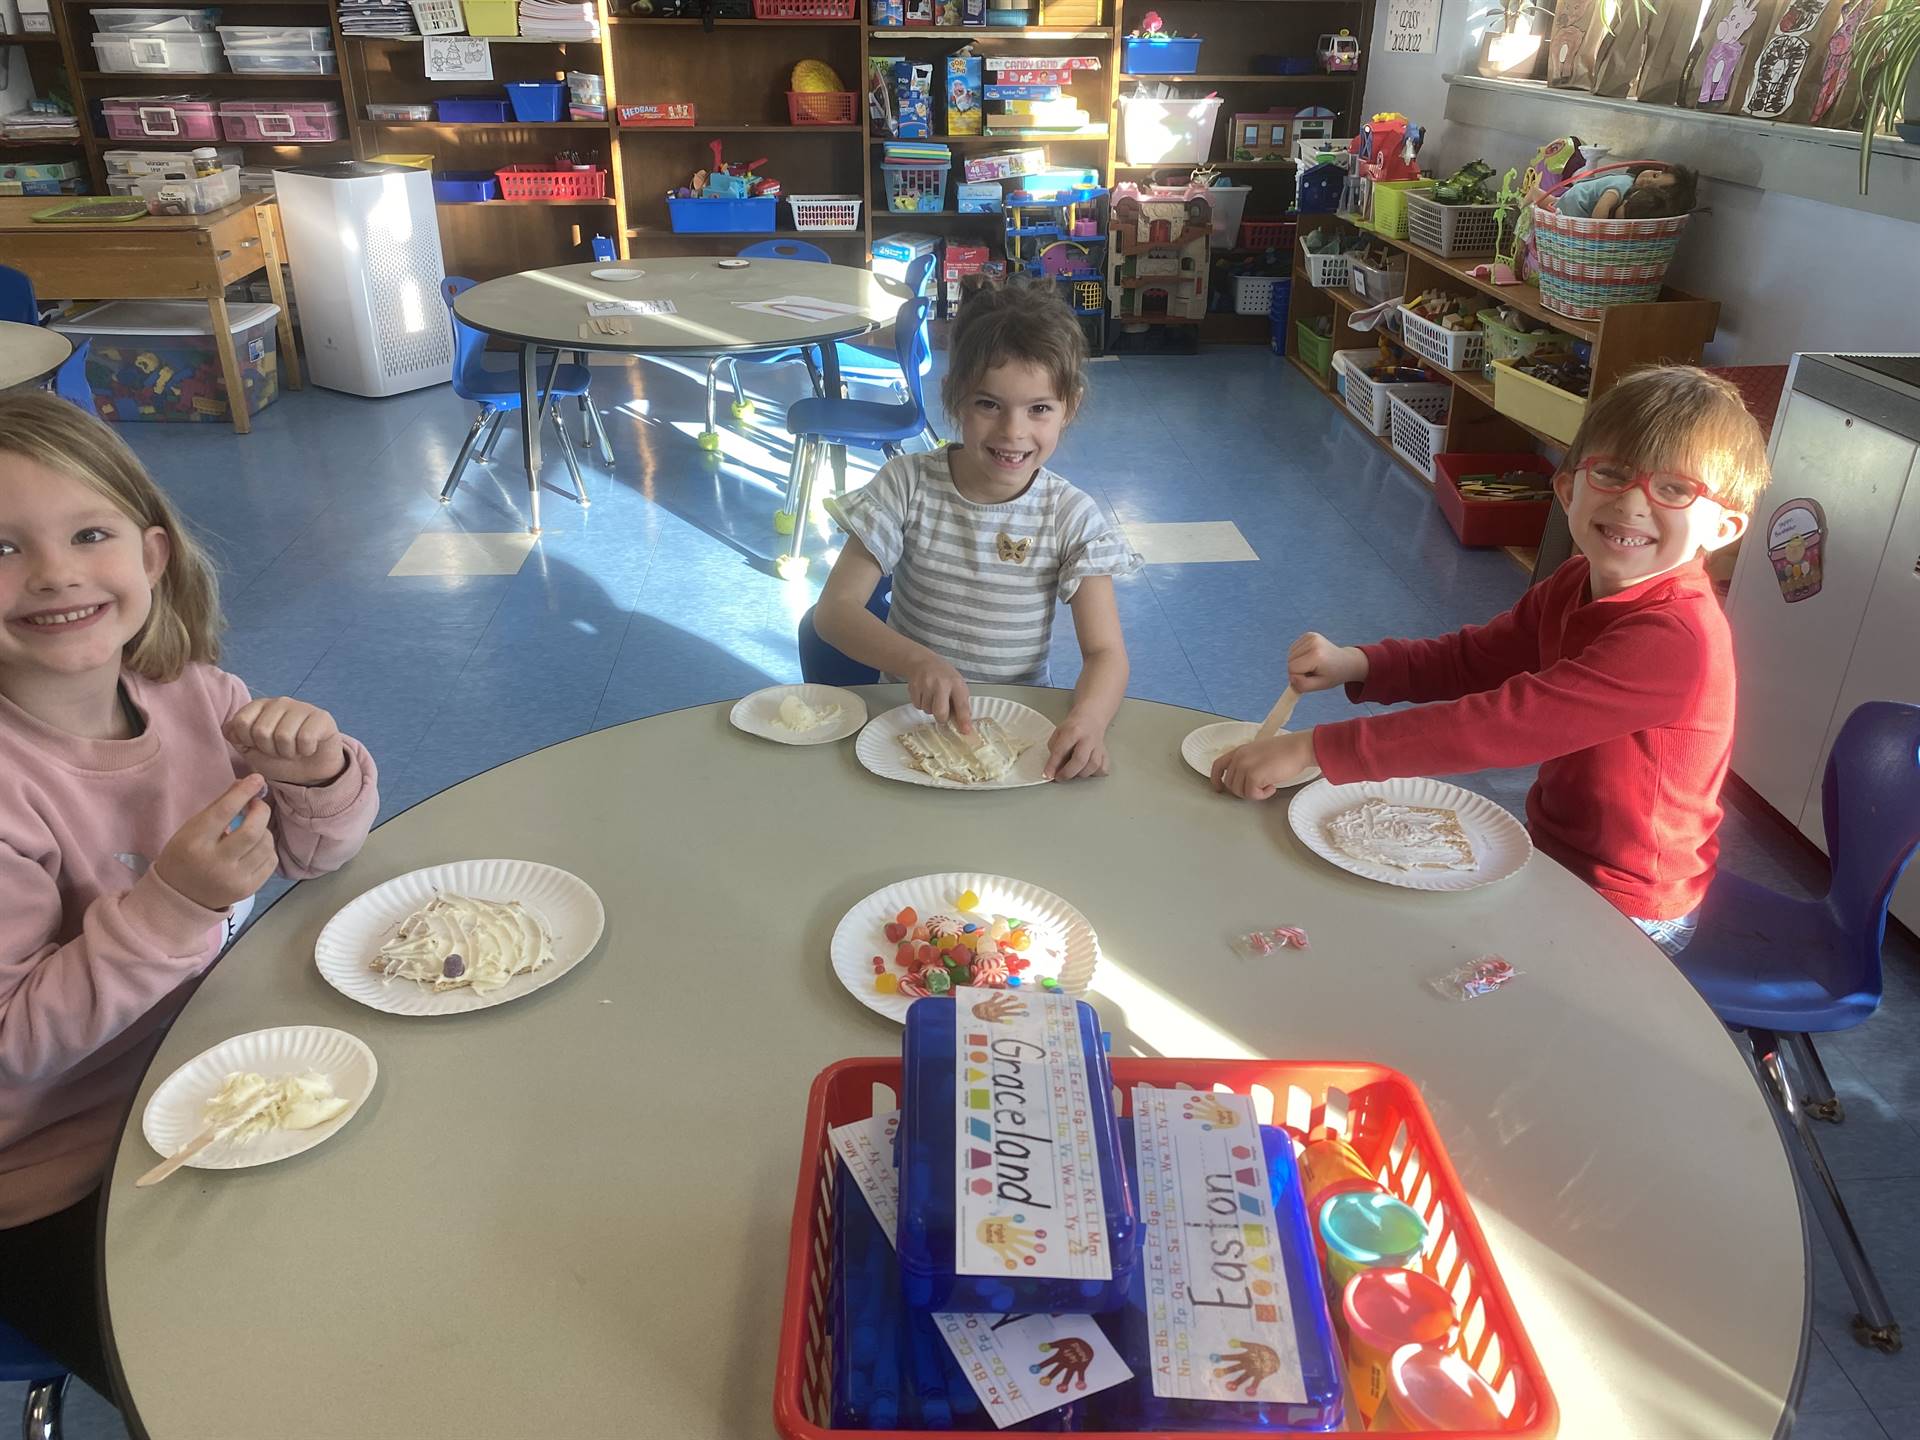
{"left": 0, "top": 851, "right": 220, "bottom": 1086}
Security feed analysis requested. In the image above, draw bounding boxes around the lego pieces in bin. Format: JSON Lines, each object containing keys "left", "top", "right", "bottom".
{"left": 1404, "top": 289, "right": 1483, "bottom": 331}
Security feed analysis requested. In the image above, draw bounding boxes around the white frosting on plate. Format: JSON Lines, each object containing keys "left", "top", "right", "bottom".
{"left": 202, "top": 1071, "right": 349, "bottom": 1144}
{"left": 1326, "top": 798, "right": 1477, "bottom": 872}
{"left": 374, "top": 894, "right": 555, "bottom": 995}
{"left": 774, "top": 693, "right": 841, "bottom": 732}
{"left": 899, "top": 718, "right": 1030, "bottom": 784}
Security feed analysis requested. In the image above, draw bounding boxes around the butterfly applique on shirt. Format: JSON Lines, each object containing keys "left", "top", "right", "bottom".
{"left": 996, "top": 532, "right": 1031, "bottom": 565}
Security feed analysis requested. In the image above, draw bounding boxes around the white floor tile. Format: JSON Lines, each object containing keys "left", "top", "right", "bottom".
{"left": 1122, "top": 520, "right": 1260, "bottom": 565}
{"left": 388, "top": 531, "right": 537, "bottom": 578}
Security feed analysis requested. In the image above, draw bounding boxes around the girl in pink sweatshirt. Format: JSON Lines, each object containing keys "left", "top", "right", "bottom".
{"left": 0, "top": 393, "right": 379, "bottom": 1398}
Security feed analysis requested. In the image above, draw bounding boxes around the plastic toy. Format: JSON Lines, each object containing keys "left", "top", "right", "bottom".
{"left": 1004, "top": 184, "right": 1108, "bottom": 352}
{"left": 1292, "top": 104, "right": 1337, "bottom": 141}
{"left": 1109, "top": 183, "right": 1212, "bottom": 332}
{"left": 1350, "top": 112, "right": 1423, "bottom": 182}
{"left": 1230, "top": 109, "right": 1296, "bottom": 161}
{"left": 1318, "top": 30, "right": 1361, "bottom": 73}
{"left": 1432, "top": 159, "right": 1496, "bottom": 205}
{"left": 682, "top": 139, "right": 779, "bottom": 201}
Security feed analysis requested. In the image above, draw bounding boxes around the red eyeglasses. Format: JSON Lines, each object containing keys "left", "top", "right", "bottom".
{"left": 1575, "top": 456, "right": 1736, "bottom": 511}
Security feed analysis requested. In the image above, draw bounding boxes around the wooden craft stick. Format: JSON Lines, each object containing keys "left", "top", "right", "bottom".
{"left": 1254, "top": 685, "right": 1300, "bottom": 741}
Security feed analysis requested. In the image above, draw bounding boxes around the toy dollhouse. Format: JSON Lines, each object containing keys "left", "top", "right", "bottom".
{"left": 1005, "top": 184, "right": 1110, "bottom": 355}
{"left": 1108, "top": 182, "right": 1213, "bottom": 327}
{"left": 1231, "top": 110, "right": 1297, "bottom": 161}
{"left": 1293, "top": 105, "right": 1337, "bottom": 142}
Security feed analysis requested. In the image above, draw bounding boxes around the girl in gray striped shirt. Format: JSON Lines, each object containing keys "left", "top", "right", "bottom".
{"left": 818, "top": 280, "right": 1139, "bottom": 781}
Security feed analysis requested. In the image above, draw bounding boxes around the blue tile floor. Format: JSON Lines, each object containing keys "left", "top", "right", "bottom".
{"left": 8, "top": 348, "right": 1919, "bottom": 1437}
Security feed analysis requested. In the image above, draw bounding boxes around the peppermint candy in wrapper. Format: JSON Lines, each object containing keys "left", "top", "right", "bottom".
{"left": 1431, "top": 955, "right": 1518, "bottom": 1001}
{"left": 1233, "top": 926, "right": 1311, "bottom": 958}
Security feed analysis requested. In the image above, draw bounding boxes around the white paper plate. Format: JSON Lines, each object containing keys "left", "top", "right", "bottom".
{"left": 314, "top": 860, "right": 605, "bottom": 1016}
{"left": 141, "top": 1026, "right": 375, "bottom": 1172}
{"left": 855, "top": 698, "right": 1055, "bottom": 790}
{"left": 729, "top": 683, "right": 867, "bottom": 746}
{"left": 1287, "top": 777, "right": 1533, "bottom": 892}
{"left": 589, "top": 267, "right": 644, "bottom": 281}
{"left": 1181, "top": 720, "right": 1322, "bottom": 787}
{"left": 831, "top": 872, "right": 1099, "bottom": 1022}
{"left": 716, "top": 258, "right": 750, "bottom": 269}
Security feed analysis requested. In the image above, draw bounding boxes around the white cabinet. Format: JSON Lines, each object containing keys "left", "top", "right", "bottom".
{"left": 1726, "top": 354, "right": 1920, "bottom": 929}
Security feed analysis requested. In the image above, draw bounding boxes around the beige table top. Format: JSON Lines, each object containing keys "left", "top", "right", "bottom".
{"left": 0, "top": 321, "right": 71, "bottom": 391}
{"left": 452, "top": 258, "right": 903, "bottom": 355}
{"left": 102, "top": 689, "right": 1804, "bottom": 1440}
{"left": 0, "top": 196, "right": 263, "bottom": 234}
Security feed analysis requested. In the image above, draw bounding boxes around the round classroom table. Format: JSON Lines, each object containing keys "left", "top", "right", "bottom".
{"left": 0, "top": 320, "right": 71, "bottom": 392}
{"left": 101, "top": 689, "right": 1806, "bottom": 1440}
{"left": 453, "top": 258, "right": 903, "bottom": 533}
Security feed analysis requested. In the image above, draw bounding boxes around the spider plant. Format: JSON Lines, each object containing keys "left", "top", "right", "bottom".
{"left": 1858, "top": 0, "right": 1920, "bottom": 194}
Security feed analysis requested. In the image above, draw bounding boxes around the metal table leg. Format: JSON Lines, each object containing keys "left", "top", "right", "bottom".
{"left": 519, "top": 343, "right": 543, "bottom": 534}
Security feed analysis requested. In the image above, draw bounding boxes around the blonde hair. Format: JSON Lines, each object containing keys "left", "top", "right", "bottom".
{"left": 1566, "top": 365, "right": 1771, "bottom": 516}
{"left": 941, "top": 276, "right": 1089, "bottom": 425}
{"left": 0, "top": 392, "right": 222, "bottom": 681}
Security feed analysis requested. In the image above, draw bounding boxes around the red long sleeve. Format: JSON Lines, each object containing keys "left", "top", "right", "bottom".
{"left": 1313, "top": 558, "right": 1734, "bottom": 922}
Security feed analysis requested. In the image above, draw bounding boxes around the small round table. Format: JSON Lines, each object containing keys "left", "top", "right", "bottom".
{"left": 0, "top": 320, "right": 71, "bottom": 392}
{"left": 453, "top": 259, "right": 902, "bottom": 533}
{"left": 102, "top": 691, "right": 1805, "bottom": 1439}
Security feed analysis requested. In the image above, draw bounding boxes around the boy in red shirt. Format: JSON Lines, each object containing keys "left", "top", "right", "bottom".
{"left": 1214, "top": 367, "right": 1772, "bottom": 954}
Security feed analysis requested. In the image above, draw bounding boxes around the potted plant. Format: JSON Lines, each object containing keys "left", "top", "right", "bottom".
{"left": 1859, "top": 0, "right": 1920, "bottom": 192}
{"left": 1474, "top": 0, "right": 1556, "bottom": 79}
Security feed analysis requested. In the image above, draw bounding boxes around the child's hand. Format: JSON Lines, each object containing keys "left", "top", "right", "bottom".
{"left": 154, "top": 775, "right": 277, "bottom": 911}
{"left": 1211, "top": 732, "right": 1317, "bottom": 801}
{"left": 907, "top": 655, "right": 973, "bottom": 734}
{"left": 1288, "top": 632, "right": 1369, "bottom": 694}
{"left": 224, "top": 697, "right": 347, "bottom": 785}
{"left": 1044, "top": 713, "right": 1110, "bottom": 782}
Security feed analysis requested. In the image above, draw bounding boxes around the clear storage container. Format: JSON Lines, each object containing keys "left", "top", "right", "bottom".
{"left": 132, "top": 162, "right": 239, "bottom": 214}
{"left": 225, "top": 49, "right": 336, "bottom": 74}
{"left": 92, "top": 7, "right": 219, "bottom": 30}
{"left": 52, "top": 300, "right": 281, "bottom": 424}
{"left": 92, "top": 31, "right": 225, "bottom": 73}
{"left": 218, "top": 99, "right": 343, "bottom": 143}
{"left": 103, "top": 144, "right": 241, "bottom": 178}
{"left": 214, "top": 24, "right": 333, "bottom": 51}
{"left": 100, "top": 95, "right": 220, "bottom": 141}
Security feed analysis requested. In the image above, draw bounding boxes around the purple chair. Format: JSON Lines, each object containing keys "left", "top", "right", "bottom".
{"left": 1675, "top": 700, "right": 1920, "bottom": 1352}
{"left": 798, "top": 578, "right": 890, "bottom": 686}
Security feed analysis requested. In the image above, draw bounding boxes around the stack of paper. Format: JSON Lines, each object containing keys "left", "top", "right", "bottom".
{"left": 517, "top": 0, "right": 598, "bottom": 38}
{"left": 336, "top": 0, "right": 417, "bottom": 36}
{"left": 882, "top": 141, "right": 950, "bottom": 164}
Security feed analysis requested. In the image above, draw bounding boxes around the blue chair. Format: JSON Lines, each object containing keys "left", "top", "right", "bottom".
{"left": 706, "top": 239, "right": 836, "bottom": 432}
{"left": 0, "top": 264, "right": 37, "bottom": 325}
{"left": 0, "top": 1318, "right": 69, "bottom": 1440}
{"left": 1674, "top": 700, "right": 1920, "bottom": 1353}
{"left": 53, "top": 338, "right": 93, "bottom": 412}
{"left": 798, "top": 578, "right": 892, "bottom": 686}
{"left": 836, "top": 250, "right": 937, "bottom": 426}
{"left": 438, "top": 276, "right": 612, "bottom": 512}
{"left": 775, "top": 293, "right": 934, "bottom": 579}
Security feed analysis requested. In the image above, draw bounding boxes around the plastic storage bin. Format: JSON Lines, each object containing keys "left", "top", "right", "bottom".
{"left": 1117, "top": 94, "right": 1222, "bottom": 165}
{"left": 53, "top": 300, "right": 280, "bottom": 423}
{"left": 1238, "top": 217, "right": 1295, "bottom": 251}
{"left": 1349, "top": 254, "right": 1407, "bottom": 304}
{"left": 100, "top": 96, "right": 219, "bottom": 141}
{"left": 786, "top": 194, "right": 862, "bottom": 231}
{"left": 777, "top": 1056, "right": 1559, "bottom": 1440}
{"left": 226, "top": 50, "right": 335, "bottom": 74}
{"left": 754, "top": 0, "right": 857, "bottom": 16}
{"left": 1295, "top": 320, "right": 1333, "bottom": 381}
{"left": 496, "top": 164, "right": 604, "bottom": 200}
{"left": 461, "top": 0, "right": 518, "bottom": 34}
{"left": 1405, "top": 194, "right": 1500, "bottom": 257}
{"left": 1491, "top": 358, "right": 1589, "bottom": 445}
{"left": 1433, "top": 452, "right": 1557, "bottom": 549}
{"left": 666, "top": 194, "right": 777, "bottom": 232}
{"left": 1301, "top": 249, "right": 1350, "bottom": 288}
{"left": 1477, "top": 309, "right": 1571, "bottom": 367}
{"left": 1398, "top": 305, "right": 1487, "bottom": 373}
{"left": 787, "top": 90, "right": 857, "bottom": 126}
{"left": 132, "top": 162, "right": 238, "bottom": 214}
{"left": 1366, "top": 179, "right": 1435, "bottom": 240}
{"left": 92, "top": 7, "right": 217, "bottom": 30}
{"left": 881, "top": 161, "right": 949, "bottom": 213}
{"left": 897, "top": 994, "right": 1136, "bottom": 1315}
{"left": 1087, "top": 1122, "right": 1343, "bottom": 1433}
{"left": 1121, "top": 36, "right": 1202, "bottom": 74}
{"left": 435, "top": 96, "right": 511, "bottom": 123}
{"left": 1387, "top": 387, "right": 1452, "bottom": 483}
{"left": 505, "top": 81, "right": 566, "bottom": 123}
{"left": 214, "top": 24, "right": 331, "bottom": 52}
{"left": 1204, "top": 182, "right": 1249, "bottom": 250}
{"left": 92, "top": 31, "right": 224, "bottom": 73}
{"left": 1333, "top": 352, "right": 1447, "bottom": 437}
{"left": 1232, "top": 272, "right": 1285, "bottom": 316}
{"left": 103, "top": 145, "right": 241, "bottom": 177}
{"left": 218, "top": 100, "right": 343, "bottom": 142}
{"left": 432, "top": 172, "right": 499, "bottom": 202}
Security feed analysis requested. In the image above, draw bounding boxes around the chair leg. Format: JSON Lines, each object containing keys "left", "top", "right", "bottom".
{"left": 1784, "top": 1032, "right": 1844, "bottom": 1123}
{"left": 726, "top": 356, "right": 754, "bottom": 419}
{"left": 476, "top": 408, "right": 507, "bottom": 462}
{"left": 781, "top": 437, "right": 821, "bottom": 578}
{"left": 584, "top": 391, "right": 615, "bottom": 465}
{"left": 919, "top": 422, "right": 941, "bottom": 450}
{"left": 803, "top": 348, "right": 824, "bottom": 398}
{"left": 881, "top": 441, "right": 903, "bottom": 461}
{"left": 777, "top": 436, "right": 815, "bottom": 532}
{"left": 547, "top": 407, "right": 588, "bottom": 506}
{"left": 830, "top": 442, "right": 848, "bottom": 497}
{"left": 700, "top": 358, "right": 721, "bottom": 452}
{"left": 1750, "top": 1031, "right": 1901, "bottom": 1351}
{"left": 24, "top": 1373, "right": 68, "bottom": 1440}
{"left": 439, "top": 408, "right": 492, "bottom": 503}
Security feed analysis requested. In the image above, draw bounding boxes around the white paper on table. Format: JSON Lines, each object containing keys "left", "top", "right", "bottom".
{"left": 586, "top": 299, "right": 676, "bottom": 317}
{"left": 424, "top": 36, "right": 491, "bottom": 82}
{"left": 826, "top": 1109, "right": 1133, "bottom": 1428}
{"left": 732, "top": 295, "right": 868, "bottom": 322}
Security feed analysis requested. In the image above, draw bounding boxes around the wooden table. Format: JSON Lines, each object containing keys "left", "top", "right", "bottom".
{"left": 454, "top": 259, "right": 901, "bottom": 533}
{"left": 0, "top": 198, "right": 302, "bottom": 434}
{"left": 0, "top": 320, "right": 72, "bottom": 391}
{"left": 101, "top": 690, "right": 1807, "bottom": 1440}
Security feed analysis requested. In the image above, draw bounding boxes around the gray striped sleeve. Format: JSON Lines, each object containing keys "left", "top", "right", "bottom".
{"left": 1054, "top": 485, "right": 1143, "bottom": 601}
{"left": 824, "top": 454, "right": 916, "bottom": 571}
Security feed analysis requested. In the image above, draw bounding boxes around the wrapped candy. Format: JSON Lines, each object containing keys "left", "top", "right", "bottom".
{"left": 1431, "top": 955, "right": 1518, "bottom": 1001}
{"left": 1232, "top": 926, "right": 1310, "bottom": 957}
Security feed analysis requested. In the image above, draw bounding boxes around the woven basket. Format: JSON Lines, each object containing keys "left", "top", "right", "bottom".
{"left": 1531, "top": 161, "right": 1691, "bottom": 320}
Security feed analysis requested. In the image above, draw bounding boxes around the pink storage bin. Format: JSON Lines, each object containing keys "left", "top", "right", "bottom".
{"left": 101, "top": 95, "right": 219, "bottom": 141}
{"left": 217, "top": 99, "right": 343, "bottom": 143}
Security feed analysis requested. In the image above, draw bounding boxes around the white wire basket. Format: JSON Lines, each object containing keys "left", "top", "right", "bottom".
{"left": 1405, "top": 195, "right": 1501, "bottom": 258}
{"left": 1398, "top": 305, "right": 1488, "bottom": 373}
{"left": 1232, "top": 273, "right": 1284, "bottom": 316}
{"left": 1302, "top": 250, "right": 1351, "bottom": 288}
{"left": 787, "top": 194, "right": 863, "bottom": 232}
{"left": 1387, "top": 387, "right": 1452, "bottom": 483}
{"left": 1334, "top": 351, "right": 1448, "bottom": 437}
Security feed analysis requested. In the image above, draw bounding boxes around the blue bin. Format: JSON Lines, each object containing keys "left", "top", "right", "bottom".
{"left": 504, "top": 81, "right": 565, "bottom": 123}
{"left": 433, "top": 172, "right": 499, "bottom": 203}
{"left": 665, "top": 195, "right": 778, "bottom": 233}
{"left": 1122, "top": 36, "right": 1202, "bottom": 74}
{"left": 436, "top": 97, "right": 510, "bottom": 124}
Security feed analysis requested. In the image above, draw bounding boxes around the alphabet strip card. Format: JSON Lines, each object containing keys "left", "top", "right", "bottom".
{"left": 954, "top": 986, "right": 1111, "bottom": 1281}
{"left": 1132, "top": 1085, "right": 1306, "bottom": 1405}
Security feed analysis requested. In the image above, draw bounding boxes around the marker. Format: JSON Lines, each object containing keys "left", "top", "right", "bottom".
{"left": 227, "top": 786, "right": 269, "bottom": 832}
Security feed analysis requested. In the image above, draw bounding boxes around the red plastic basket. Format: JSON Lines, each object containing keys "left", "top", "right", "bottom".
{"left": 1433, "top": 452, "right": 1556, "bottom": 549}
{"left": 494, "top": 164, "right": 606, "bottom": 201}
{"left": 786, "top": 90, "right": 857, "bottom": 126}
{"left": 774, "top": 1056, "right": 1559, "bottom": 1439}
{"left": 753, "top": 0, "right": 856, "bottom": 16}
{"left": 1239, "top": 217, "right": 1297, "bottom": 252}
